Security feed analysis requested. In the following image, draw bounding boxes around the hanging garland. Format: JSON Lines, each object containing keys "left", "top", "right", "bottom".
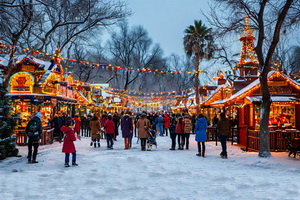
{"left": 19, "top": 48, "right": 236, "bottom": 75}
{"left": 93, "top": 85, "right": 193, "bottom": 96}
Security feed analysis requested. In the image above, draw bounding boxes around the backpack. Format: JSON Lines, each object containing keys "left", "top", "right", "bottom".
{"left": 28, "top": 121, "right": 39, "bottom": 137}
{"left": 184, "top": 118, "right": 192, "bottom": 133}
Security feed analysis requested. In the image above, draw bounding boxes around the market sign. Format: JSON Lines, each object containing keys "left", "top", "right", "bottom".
{"left": 268, "top": 81, "right": 288, "bottom": 86}
{"left": 9, "top": 72, "right": 34, "bottom": 93}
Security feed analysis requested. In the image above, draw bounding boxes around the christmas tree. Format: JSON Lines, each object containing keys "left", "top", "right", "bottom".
{"left": 0, "top": 69, "right": 19, "bottom": 160}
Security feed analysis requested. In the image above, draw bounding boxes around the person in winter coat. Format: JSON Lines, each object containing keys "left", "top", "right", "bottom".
{"left": 217, "top": 113, "right": 231, "bottom": 159}
{"left": 25, "top": 112, "right": 43, "bottom": 163}
{"left": 175, "top": 113, "right": 185, "bottom": 150}
{"left": 134, "top": 113, "right": 140, "bottom": 137}
{"left": 90, "top": 116, "right": 101, "bottom": 148}
{"left": 100, "top": 113, "right": 108, "bottom": 139}
{"left": 155, "top": 115, "right": 165, "bottom": 136}
{"left": 191, "top": 114, "right": 196, "bottom": 134}
{"left": 85, "top": 115, "right": 92, "bottom": 137}
{"left": 61, "top": 120, "right": 78, "bottom": 167}
{"left": 80, "top": 115, "right": 86, "bottom": 136}
{"left": 60, "top": 112, "right": 67, "bottom": 126}
{"left": 195, "top": 114, "right": 208, "bottom": 157}
{"left": 51, "top": 113, "right": 62, "bottom": 142}
{"left": 73, "top": 115, "right": 81, "bottom": 137}
{"left": 112, "top": 112, "right": 120, "bottom": 141}
{"left": 121, "top": 112, "right": 133, "bottom": 149}
{"left": 169, "top": 114, "right": 177, "bottom": 150}
{"left": 104, "top": 115, "right": 115, "bottom": 149}
{"left": 182, "top": 114, "right": 193, "bottom": 150}
{"left": 212, "top": 114, "right": 219, "bottom": 127}
{"left": 163, "top": 113, "right": 170, "bottom": 136}
{"left": 136, "top": 112, "right": 151, "bottom": 151}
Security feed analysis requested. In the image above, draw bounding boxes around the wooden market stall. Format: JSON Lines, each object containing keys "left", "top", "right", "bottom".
{"left": 7, "top": 56, "right": 77, "bottom": 145}
{"left": 210, "top": 71, "right": 300, "bottom": 151}
{"left": 199, "top": 16, "right": 300, "bottom": 151}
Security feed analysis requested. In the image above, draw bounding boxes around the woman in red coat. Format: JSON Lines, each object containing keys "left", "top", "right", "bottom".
{"left": 61, "top": 120, "right": 78, "bottom": 167}
{"left": 73, "top": 115, "right": 81, "bottom": 136}
{"left": 175, "top": 113, "right": 185, "bottom": 150}
{"left": 104, "top": 115, "right": 115, "bottom": 149}
{"left": 163, "top": 113, "right": 170, "bottom": 136}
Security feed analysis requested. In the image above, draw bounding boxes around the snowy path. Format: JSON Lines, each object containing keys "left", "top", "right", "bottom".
{"left": 0, "top": 134, "right": 300, "bottom": 200}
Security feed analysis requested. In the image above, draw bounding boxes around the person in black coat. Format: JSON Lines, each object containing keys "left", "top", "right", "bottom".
{"left": 191, "top": 114, "right": 196, "bottom": 134}
{"left": 169, "top": 114, "right": 177, "bottom": 150}
{"left": 85, "top": 115, "right": 92, "bottom": 137}
{"left": 134, "top": 113, "right": 140, "bottom": 137}
{"left": 26, "top": 112, "right": 43, "bottom": 163}
{"left": 113, "top": 112, "right": 120, "bottom": 141}
{"left": 60, "top": 112, "right": 67, "bottom": 126}
{"left": 121, "top": 112, "right": 133, "bottom": 149}
{"left": 80, "top": 115, "right": 87, "bottom": 136}
{"left": 51, "top": 113, "right": 62, "bottom": 141}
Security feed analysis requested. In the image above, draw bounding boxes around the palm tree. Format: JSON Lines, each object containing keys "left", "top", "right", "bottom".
{"left": 184, "top": 20, "right": 214, "bottom": 115}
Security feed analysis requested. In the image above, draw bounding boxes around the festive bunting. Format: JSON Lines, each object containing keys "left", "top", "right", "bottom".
{"left": 17, "top": 48, "right": 236, "bottom": 75}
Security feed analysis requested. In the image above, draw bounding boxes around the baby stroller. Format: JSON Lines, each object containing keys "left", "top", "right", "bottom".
{"left": 146, "top": 129, "right": 157, "bottom": 150}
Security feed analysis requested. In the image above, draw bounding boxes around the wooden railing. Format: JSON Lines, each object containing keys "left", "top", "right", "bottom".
{"left": 246, "top": 129, "right": 300, "bottom": 152}
{"left": 14, "top": 128, "right": 54, "bottom": 146}
{"left": 206, "top": 126, "right": 240, "bottom": 146}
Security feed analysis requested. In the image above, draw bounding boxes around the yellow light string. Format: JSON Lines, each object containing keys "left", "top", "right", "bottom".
{"left": 20, "top": 48, "right": 238, "bottom": 75}
{"left": 94, "top": 85, "right": 194, "bottom": 96}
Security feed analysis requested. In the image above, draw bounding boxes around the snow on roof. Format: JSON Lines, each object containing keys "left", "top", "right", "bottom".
{"left": 227, "top": 71, "right": 275, "bottom": 101}
{"left": 0, "top": 55, "right": 56, "bottom": 70}
{"left": 113, "top": 97, "right": 121, "bottom": 102}
{"left": 281, "top": 73, "right": 300, "bottom": 86}
{"left": 91, "top": 83, "right": 112, "bottom": 98}
{"left": 0, "top": 55, "right": 27, "bottom": 66}
{"left": 210, "top": 99, "right": 227, "bottom": 105}
{"left": 37, "top": 70, "right": 52, "bottom": 85}
{"left": 246, "top": 96, "right": 297, "bottom": 102}
{"left": 210, "top": 71, "right": 300, "bottom": 106}
{"left": 201, "top": 85, "right": 223, "bottom": 104}
{"left": 31, "top": 57, "right": 56, "bottom": 70}
{"left": 77, "top": 90, "right": 90, "bottom": 103}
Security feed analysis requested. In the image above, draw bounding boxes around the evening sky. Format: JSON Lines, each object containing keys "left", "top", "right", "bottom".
{"left": 127, "top": 0, "right": 211, "bottom": 57}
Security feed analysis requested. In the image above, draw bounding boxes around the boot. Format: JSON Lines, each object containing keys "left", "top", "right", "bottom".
{"left": 64, "top": 163, "right": 70, "bottom": 167}
{"left": 98, "top": 142, "right": 100, "bottom": 148}
{"left": 72, "top": 162, "right": 78, "bottom": 166}
{"left": 94, "top": 142, "right": 96, "bottom": 148}
{"left": 202, "top": 152, "right": 205, "bottom": 157}
{"left": 127, "top": 138, "right": 130, "bottom": 149}
{"left": 124, "top": 138, "right": 129, "bottom": 149}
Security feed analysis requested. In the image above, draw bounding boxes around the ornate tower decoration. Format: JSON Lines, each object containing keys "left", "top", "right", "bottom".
{"left": 236, "top": 16, "right": 259, "bottom": 77}
{"left": 52, "top": 42, "right": 65, "bottom": 76}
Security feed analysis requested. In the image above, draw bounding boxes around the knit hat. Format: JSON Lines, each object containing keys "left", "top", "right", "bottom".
{"left": 35, "top": 112, "right": 42, "bottom": 119}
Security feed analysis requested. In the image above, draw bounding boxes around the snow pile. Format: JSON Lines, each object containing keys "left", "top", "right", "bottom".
{"left": 0, "top": 135, "right": 299, "bottom": 200}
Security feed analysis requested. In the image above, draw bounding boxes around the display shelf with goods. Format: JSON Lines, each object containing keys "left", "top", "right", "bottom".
{"left": 254, "top": 105, "right": 295, "bottom": 129}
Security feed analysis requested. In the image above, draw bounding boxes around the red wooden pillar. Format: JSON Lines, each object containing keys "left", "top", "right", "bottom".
{"left": 238, "top": 106, "right": 247, "bottom": 146}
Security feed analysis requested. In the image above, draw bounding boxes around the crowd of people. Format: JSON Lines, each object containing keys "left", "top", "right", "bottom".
{"left": 25, "top": 110, "right": 231, "bottom": 167}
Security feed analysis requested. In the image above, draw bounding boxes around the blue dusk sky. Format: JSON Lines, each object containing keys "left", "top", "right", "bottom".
{"left": 126, "top": 0, "right": 211, "bottom": 57}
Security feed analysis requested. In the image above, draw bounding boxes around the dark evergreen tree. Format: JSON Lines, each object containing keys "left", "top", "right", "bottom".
{"left": 0, "top": 71, "right": 19, "bottom": 160}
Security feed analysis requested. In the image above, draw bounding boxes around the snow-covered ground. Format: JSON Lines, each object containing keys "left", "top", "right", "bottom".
{"left": 1, "top": 134, "right": 300, "bottom": 200}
